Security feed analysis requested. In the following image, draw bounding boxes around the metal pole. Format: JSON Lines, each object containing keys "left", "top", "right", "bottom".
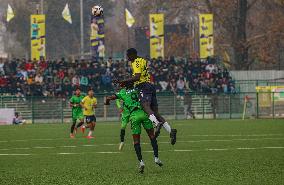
{"left": 80, "top": 0, "right": 84, "bottom": 59}
{"left": 272, "top": 92, "right": 275, "bottom": 119}
{"left": 40, "top": 0, "right": 44, "bottom": 14}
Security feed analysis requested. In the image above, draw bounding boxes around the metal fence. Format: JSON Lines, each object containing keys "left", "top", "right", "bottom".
{"left": 1, "top": 92, "right": 283, "bottom": 124}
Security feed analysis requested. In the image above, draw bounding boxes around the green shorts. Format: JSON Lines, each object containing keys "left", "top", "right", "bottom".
{"left": 121, "top": 108, "right": 130, "bottom": 129}
{"left": 129, "top": 109, "right": 153, "bottom": 135}
{"left": 72, "top": 110, "right": 84, "bottom": 122}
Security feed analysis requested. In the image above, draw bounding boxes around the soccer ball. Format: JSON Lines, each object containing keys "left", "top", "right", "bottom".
{"left": 92, "top": 5, "right": 103, "bottom": 17}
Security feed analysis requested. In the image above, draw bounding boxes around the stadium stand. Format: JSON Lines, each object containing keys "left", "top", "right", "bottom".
{"left": 0, "top": 57, "right": 235, "bottom": 98}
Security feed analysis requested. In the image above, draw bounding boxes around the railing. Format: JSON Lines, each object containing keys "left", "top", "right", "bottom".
{"left": 0, "top": 92, "right": 284, "bottom": 124}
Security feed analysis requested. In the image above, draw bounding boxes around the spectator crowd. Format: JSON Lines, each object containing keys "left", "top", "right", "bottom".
{"left": 0, "top": 57, "right": 236, "bottom": 100}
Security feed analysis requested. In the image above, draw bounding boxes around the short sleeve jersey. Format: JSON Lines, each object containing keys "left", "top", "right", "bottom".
{"left": 116, "top": 89, "right": 141, "bottom": 113}
{"left": 81, "top": 96, "right": 97, "bottom": 116}
{"left": 70, "top": 95, "right": 84, "bottom": 112}
{"left": 131, "top": 57, "right": 150, "bottom": 86}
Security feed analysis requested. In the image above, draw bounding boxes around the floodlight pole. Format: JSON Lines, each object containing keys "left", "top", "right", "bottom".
{"left": 80, "top": 0, "right": 84, "bottom": 59}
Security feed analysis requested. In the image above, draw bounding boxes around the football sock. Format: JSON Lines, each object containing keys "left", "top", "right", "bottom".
{"left": 76, "top": 121, "right": 84, "bottom": 128}
{"left": 71, "top": 121, "right": 76, "bottom": 134}
{"left": 120, "top": 129, "right": 125, "bottom": 142}
{"left": 150, "top": 138, "right": 159, "bottom": 158}
{"left": 163, "top": 122, "right": 172, "bottom": 134}
{"left": 88, "top": 131, "right": 93, "bottom": 137}
{"left": 134, "top": 143, "right": 143, "bottom": 161}
{"left": 149, "top": 114, "right": 159, "bottom": 126}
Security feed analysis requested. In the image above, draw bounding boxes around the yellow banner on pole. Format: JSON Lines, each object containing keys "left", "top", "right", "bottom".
{"left": 31, "top": 15, "right": 46, "bottom": 61}
{"left": 149, "top": 14, "right": 164, "bottom": 59}
{"left": 199, "top": 14, "right": 213, "bottom": 58}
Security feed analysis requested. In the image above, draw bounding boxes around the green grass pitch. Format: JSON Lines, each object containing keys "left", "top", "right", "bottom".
{"left": 0, "top": 119, "right": 283, "bottom": 185}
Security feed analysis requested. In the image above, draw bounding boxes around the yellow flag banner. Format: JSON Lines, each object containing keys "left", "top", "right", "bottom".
{"left": 149, "top": 14, "right": 164, "bottom": 59}
{"left": 6, "top": 4, "right": 15, "bottom": 22}
{"left": 62, "top": 3, "right": 72, "bottom": 24}
{"left": 31, "top": 15, "right": 46, "bottom": 61}
{"left": 199, "top": 14, "right": 214, "bottom": 58}
{"left": 125, "top": 8, "right": 135, "bottom": 28}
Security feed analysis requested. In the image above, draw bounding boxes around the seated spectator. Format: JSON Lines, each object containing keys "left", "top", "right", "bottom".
{"left": 13, "top": 112, "right": 26, "bottom": 125}
{"left": 35, "top": 73, "right": 43, "bottom": 85}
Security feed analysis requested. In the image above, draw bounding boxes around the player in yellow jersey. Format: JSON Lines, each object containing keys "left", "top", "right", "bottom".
{"left": 81, "top": 89, "right": 97, "bottom": 139}
{"left": 114, "top": 48, "right": 177, "bottom": 145}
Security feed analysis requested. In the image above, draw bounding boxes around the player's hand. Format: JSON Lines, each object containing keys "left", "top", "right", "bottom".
{"left": 104, "top": 101, "right": 110, "bottom": 105}
{"left": 119, "top": 108, "right": 123, "bottom": 114}
{"left": 104, "top": 98, "right": 110, "bottom": 105}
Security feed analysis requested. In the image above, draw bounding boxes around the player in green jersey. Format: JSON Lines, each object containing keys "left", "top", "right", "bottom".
{"left": 69, "top": 87, "right": 85, "bottom": 138}
{"left": 115, "top": 99, "right": 130, "bottom": 151}
{"left": 105, "top": 84, "right": 162, "bottom": 173}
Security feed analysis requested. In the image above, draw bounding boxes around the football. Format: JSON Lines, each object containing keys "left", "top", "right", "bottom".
{"left": 92, "top": 5, "right": 103, "bottom": 17}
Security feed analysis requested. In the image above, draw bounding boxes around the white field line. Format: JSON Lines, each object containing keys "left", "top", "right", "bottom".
{"left": 1, "top": 134, "right": 283, "bottom": 143}
{"left": 33, "top": 146, "right": 55, "bottom": 149}
{"left": 13, "top": 147, "right": 31, "bottom": 150}
{"left": 159, "top": 134, "right": 284, "bottom": 138}
{"left": 1, "top": 146, "right": 283, "bottom": 156}
{"left": 0, "top": 154, "right": 31, "bottom": 156}
{"left": 60, "top": 146, "right": 77, "bottom": 148}
{"left": 0, "top": 134, "right": 284, "bottom": 143}
{"left": 1, "top": 137, "right": 284, "bottom": 151}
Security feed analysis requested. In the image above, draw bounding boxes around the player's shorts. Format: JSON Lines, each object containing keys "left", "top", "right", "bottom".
{"left": 85, "top": 115, "right": 96, "bottom": 123}
{"left": 129, "top": 109, "right": 153, "bottom": 135}
{"left": 136, "top": 82, "right": 158, "bottom": 107}
{"left": 121, "top": 109, "right": 130, "bottom": 129}
{"left": 72, "top": 111, "right": 84, "bottom": 121}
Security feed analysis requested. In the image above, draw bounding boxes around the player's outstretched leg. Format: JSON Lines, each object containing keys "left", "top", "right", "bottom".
{"left": 143, "top": 103, "right": 177, "bottom": 145}
{"left": 76, "top": 119, "right": 85, "bottom": 133}
{"left": 86, "top": 122, "right": 95, "bottom": 139}
{"left": 133, "top": 134, "right": 144, "bottom": 173}
{"left": 119, "top": 114, "right": 129, "bottom": 151}
{"left": 119, "top": 129, "right": 126, "bottom": 150}
{"left": 70, "top": 120, "right": 76, "bottom": 138}
{"left": 146, "top": 128, "right": 163, "bottom": 167}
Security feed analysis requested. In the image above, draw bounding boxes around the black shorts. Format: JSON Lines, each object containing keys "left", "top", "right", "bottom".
{"left": 136, "top": 82, "right": 158, "bottom": 107}
{"left": 85, "top": 115, "right": 96, "bottom": 123}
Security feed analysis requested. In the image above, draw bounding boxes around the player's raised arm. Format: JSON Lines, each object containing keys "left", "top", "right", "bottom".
{"left": 119, "top": 74, "right": 141, "bottom": 86}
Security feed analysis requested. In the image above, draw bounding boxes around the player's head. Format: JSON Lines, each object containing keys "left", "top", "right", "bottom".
{"left": 88, "top": 88, "right": 94, "bottom": 97}
{"left": 127, "top": 48, "right": 138, "bottom": 61}
{"left": 75, "top": 87, "right": 81, "bottom": 96}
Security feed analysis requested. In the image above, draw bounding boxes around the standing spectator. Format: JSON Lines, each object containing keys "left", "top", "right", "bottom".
{"left": 80, "top": 75, "right": 89, "bottom": 92}
{"left": 0, "top": 59, "right": 4, "bottom": 75}
{"left": 176, "top": 77, "right": 185, "bottom": 100}
{"left": 14, "top": 82, "right": 26, "bottom": 101}
{"left": 169, "top": 79, "right": 177, "bottom": 94}
{"left": 72, "top": 75, "right": 80, "bottom": 87}
{"left": 184, "top": 91, "right": 195, "bottom": 119}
